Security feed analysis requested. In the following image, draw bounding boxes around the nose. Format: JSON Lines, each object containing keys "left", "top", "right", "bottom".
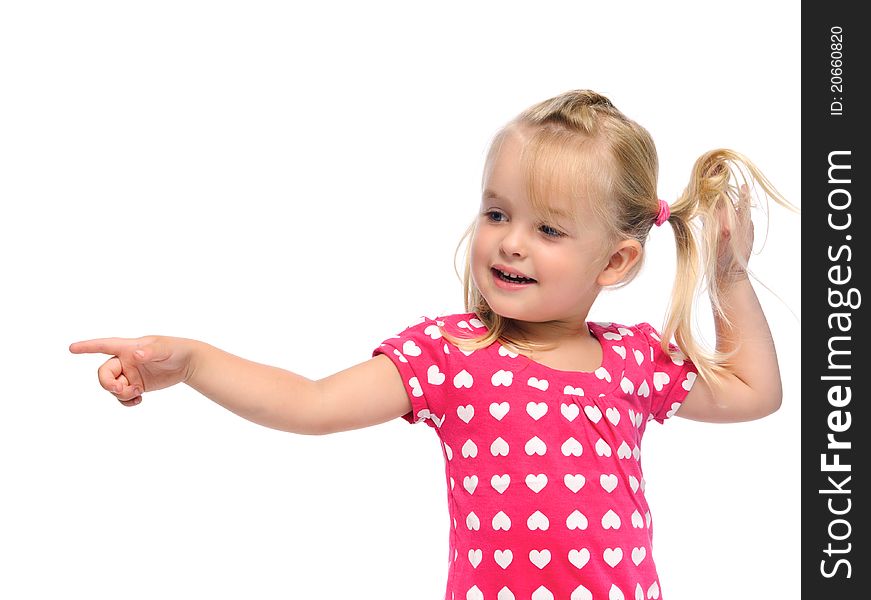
{"left": 499, "top": 225, "right": 527, "bottom": 258}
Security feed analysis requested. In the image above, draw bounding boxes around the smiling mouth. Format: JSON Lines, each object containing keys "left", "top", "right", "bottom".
{"left": 492, "top": 268, "right": 537, "bottom": 284}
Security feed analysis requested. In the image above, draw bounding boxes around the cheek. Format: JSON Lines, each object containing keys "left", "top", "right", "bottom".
{"left": 469, "top": 233, "right": 486, "bottom": 284}
{"left": 470, "top": 231, "right": 488, "bottom": 268}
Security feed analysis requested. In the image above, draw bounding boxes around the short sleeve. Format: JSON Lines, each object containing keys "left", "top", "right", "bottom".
{"left": 635, "top": 322, "right": 699, "bottom": 424}
{"left": 372, "top": 316, "right": 451, "bottom": 430}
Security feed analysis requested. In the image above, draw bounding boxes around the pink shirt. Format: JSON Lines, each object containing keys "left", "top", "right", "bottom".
{"left": 374, "top": 313, "right": 698, "bottom": 600}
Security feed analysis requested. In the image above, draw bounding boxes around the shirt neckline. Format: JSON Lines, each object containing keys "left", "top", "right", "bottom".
{"left": 496, "top": 321, "right": 624, "bottom": 394}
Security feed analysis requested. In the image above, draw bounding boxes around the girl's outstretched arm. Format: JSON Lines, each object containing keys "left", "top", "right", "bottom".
{"left": 676, "top": 186, "right": 784, "bottom": 423}
{"left": 71, "top": 334, "right": 413, "bottom": 435}
{"left": 186, "top": 346, "right": 413, "bottom": 435}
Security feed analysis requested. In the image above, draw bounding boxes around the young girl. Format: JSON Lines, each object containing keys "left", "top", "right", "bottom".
{"left": 70, "top": 89, "right": 795, "bottom": 600}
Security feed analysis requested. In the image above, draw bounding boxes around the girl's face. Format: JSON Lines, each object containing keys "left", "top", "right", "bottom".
{"left": 471, "top": 132, "right": 613, "bottom": 327}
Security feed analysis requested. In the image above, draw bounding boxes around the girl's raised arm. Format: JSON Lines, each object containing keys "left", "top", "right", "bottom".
{"left": 676, "top": 186, "right": 783, "bottom": 423}
{"left": 70, "top": 336, "right": 412, "bottom": 435}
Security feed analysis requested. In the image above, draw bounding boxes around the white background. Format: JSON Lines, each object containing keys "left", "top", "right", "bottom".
{"left": 1, "top": 1, "right": 800, "bottom": 599}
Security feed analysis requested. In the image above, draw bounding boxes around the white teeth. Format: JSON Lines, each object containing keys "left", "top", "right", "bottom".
{"left": 498, "top": 269, "right": 531, "bottom": 281}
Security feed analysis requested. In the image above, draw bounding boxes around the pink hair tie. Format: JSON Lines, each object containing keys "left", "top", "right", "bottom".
{"left": 654, "top": 198, "right": 670, "bottom": 226}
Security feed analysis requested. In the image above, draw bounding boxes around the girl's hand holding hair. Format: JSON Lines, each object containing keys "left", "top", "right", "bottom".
{"left": 715, "top": 183, "right": 754, "bottom": 286}
{"left": 68, "top": 336, "right": 197, "bottom": 407}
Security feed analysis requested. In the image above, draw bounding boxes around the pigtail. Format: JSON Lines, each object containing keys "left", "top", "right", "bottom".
{"left": 663, "top": 149, "right": 797, "bottom": 391}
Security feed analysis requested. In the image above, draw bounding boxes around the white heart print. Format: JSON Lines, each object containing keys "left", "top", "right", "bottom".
{"left": 463, "top": 475, "right": 478, "bottom": 494}
{"left": 564, "top": 474, "right": 586, "bottom": 493}
{"left": 594, "top": 367, "right": 612, "bottom": 382}
{"left": 647, "top": 581, "right": 660, "bottom": 599}
{"left": 490, "top": 402, "right": 510, "bottom": 420}
{"left": 583, "top": 405, "right": 602, "bottom": 423}
{"left": 393, "top": 349, "right": 407, "bottom": 363}
{"left": 491, "top": 369, "right": 514, "bottom": 386}
{"left": 466, "top": 511, "right": 480, "bottom": 530}
{"left": 525, "top": 436, "right": 547, "bottom": 456}
{"left": 683, "top": 371, "right": 697, "bottom": 391}
{"left": 572, "top": 584, "right": 593, "bottom": 600}
{"left": 468, "top": 548, "right": 482, "bottom": 567}
{"left": 453, "top": 369, "right": 473, "bottom": 388}
{"left": 423, "top": 324, "right": 442, "bottom": 339}
{"left": 603, "top": 332, "right": 622, "bottom": 341}
{"left": 653, "top": 371, "right": 670, "bottom": 391}
{"left": 461, "top": 439, "right": 478, "bottom": 458}
{"left": 529, "top": 549, "right": 551, "bottom": 568}
{"left": 637, "top": 379, "right": 650, "bottom": 397}
{"left": 427, "top": 364, "right": 446, "bottom": 385}
{"left": 561, "top": 437, "right": 583, "bottom": 457}
{"left": 631, "top": 510, "right": 644, "bottom": 528}
{"left": 618, "top": 327, "right": 634, "bottom": 336}
{"left": 498, "top": 345, "right": 519, "bottom": 358}
{"left": 633, "top": 349, "right": 645, "bottom": 366}
{"left": 531, "top": 586, "right": 553, "bottom": 600}
{"left": 466, "top": 585, "right": 483, "bottom": 600}
{"left": 402, "top": 340, "right": 422, "bottom": 357}
{"left": 457, "top": 404, "right": 474, "bottom": 423}
{"left": 491, "top": 474, "right": 511, "bottom": 494}
{"left": 568, "top": 548, "right": 590, "bottom": 569}
{"left": 603, "top": 547, "right": 623, "bottom": 567}
{"left": 617, "top": 441, "right": 632, "bottom": 459}
{"left": 595, "top": 438, "right": 612, "bottom": 457}
{"left": 494, "top": 549, "right": 513, "bottom": 569}
{"left": 631, "top": 546, "right": 647, "bottom": 565}
{"left": 527, "top": 510, "right": 549, "bottom": 530}
{"left": 563, "top": 385, "right": 584, "bottom": 396}
{"left": 606, "top": 407, "right": 620, "bottom": 425}
{"left": 561, "top": 403, "right": 580, "bottom": 421}
{"left": 527, "top": 402, "right": 548, "bottom": 420}
{"left": 601, "top": 509, "right": 621, "bottom": 529}
{"left": 600, "top": 473, "right": 619, "bottom": 493}
{"left": 490, "top": 437, "right": 510, "bottom": 457}
{"left": 609, "top": 584, "right": 625, "bottom": 600}
{"left": 492, "top": 511, "right": 511, "bottom": 531}
{"left": 566, "top": 510, "right": 588, "bottom": 530}
{"left": 612, "top": 345, "right": 626, "bottom": 359}
{"left": 527, "top": 377, "right": 549, "bottom": 391}
{"left": 620, "top": 377, "right": 635, "bottom": 395}
{"left": 409, "top": 377, "right": 423, "bottom": 398}
{"left": 525, "top": 473, "right": 548, "bottom": 493}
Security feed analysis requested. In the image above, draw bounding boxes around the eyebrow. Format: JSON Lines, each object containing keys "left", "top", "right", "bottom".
{"left": 482, "top": 189, "right": 573, "bottom": 219}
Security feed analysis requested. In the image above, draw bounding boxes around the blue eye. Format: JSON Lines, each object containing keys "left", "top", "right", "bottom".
{"left": 539, "top": 224, "right": 564, "bottom": 238}
{"left": 484, "top": 210, "right": 507, "bottom": 222}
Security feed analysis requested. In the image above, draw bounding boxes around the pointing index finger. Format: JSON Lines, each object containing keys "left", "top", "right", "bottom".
{"left": 69, "top": 338, "right": 124, "bottom": 355}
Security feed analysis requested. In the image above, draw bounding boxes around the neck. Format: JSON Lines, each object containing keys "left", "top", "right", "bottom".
{"left": 504, "top": 317, "right": 592, "bottom": 348}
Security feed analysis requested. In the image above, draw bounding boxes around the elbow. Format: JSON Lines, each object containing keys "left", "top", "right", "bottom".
{"left": 763, "top": 394, "right": 782, "bottom": 418}
{"left": 756, "top": 384, "right": 783, "bottom": 419}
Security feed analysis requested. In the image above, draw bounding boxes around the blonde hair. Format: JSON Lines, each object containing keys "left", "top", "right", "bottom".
{"left": 442, "top": 89, "right": 797, "bottom": 391}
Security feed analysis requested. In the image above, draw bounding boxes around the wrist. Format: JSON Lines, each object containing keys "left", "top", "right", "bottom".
{"left": 182, "top": 338, "right": 208, "bottom": 386}
{"left": 715, "top": 267, "right": 749, "bottom": 286}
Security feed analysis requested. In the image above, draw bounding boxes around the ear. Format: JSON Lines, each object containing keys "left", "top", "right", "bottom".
{"left": 596, "top": 239, "right": 642, "bottom": 286}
